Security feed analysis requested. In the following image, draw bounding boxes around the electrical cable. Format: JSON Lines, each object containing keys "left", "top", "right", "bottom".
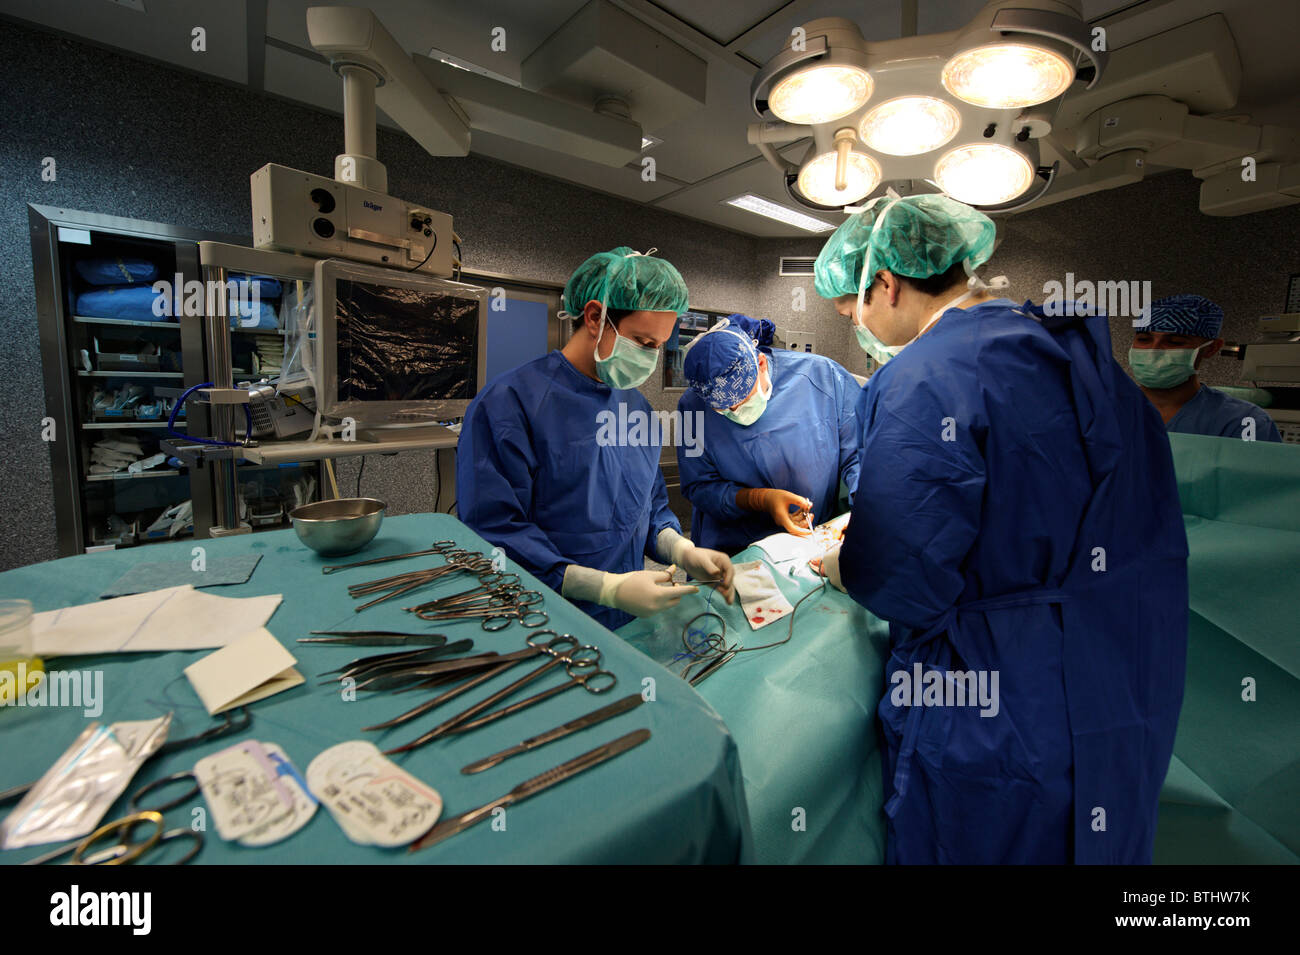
{"left": 677, "top": 532, "right": 834, "bottom": 683}
{"left": 356, "top": 455, "right": 366, "bottom": 498}
{"left": 168, "top": 381, "right": 253, "bottom": 447}
{"left": 407, "top": 231, "right": 437, "bottom": 272}
{"left": 433, "top": 449, "right": 441, "bottom": 512}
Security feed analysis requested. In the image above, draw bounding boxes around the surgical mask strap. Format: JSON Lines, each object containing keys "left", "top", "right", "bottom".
{"left": 856, "top": 193, "right": 904, "bottom": 327}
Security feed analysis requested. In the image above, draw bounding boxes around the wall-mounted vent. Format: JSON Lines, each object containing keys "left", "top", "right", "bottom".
{"left": 779, "top": 257, "right": 816, "bottom": 276}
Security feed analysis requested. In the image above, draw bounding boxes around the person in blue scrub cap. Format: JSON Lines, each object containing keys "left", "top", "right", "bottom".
{"left": 457, "top": 247, "right": 735, "bottom": 631}
{"left": 813, "top": 192, "right": 1189, "bottom": 864}
{"left": 1130, "top": 294, "right": 1281, "bottom": 442}
{"left": 677, "top": 319, "right": 861, "bottom": 552}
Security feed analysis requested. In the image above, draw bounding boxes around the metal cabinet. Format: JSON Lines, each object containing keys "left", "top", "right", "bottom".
{"left": 30, "top": 204, "right": 321, "bottom": 556}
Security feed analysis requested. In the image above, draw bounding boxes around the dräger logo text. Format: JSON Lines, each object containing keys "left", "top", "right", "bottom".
{"left": 50, "top": 885, "right": 151, "bottom": 935}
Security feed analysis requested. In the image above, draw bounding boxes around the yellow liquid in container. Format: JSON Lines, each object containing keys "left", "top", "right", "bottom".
{"left": 0, "top": 657, "right": 44, "bottom": 707}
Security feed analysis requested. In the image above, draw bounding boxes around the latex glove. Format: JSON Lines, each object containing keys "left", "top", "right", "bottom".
{"left": 601, "top": 569, "right": 698, "bottom": 617}
{"left": 737, "top": 488, "right": 814, "bottom": 536}
{"left": 677, "top": 545, "right": 735, "bottom": 605}
{"left": 811, "top": 543, "right": 846, "bottom": 593}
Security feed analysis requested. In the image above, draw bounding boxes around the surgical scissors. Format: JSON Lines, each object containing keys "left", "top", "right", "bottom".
{"left": 384, "top": 632, "right": 591, "bottom": 754}
{"left": 349, "top": 552, "right": 496, "bottom": 612}
{"left": 321, "top": 540, "right": 458, "bottom": 574}
{"left": 405, "top": 578, "right": 548, "bottom": 630}
{"left": 444, "top": 658, "right": 616, "bottom": 736}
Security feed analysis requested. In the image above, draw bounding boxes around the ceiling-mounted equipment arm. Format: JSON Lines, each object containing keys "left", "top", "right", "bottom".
{"left": 306, "top": 6, "right": 470, "bottom": 191}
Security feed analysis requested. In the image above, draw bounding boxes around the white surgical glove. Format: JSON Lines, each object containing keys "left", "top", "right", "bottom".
{"left": 562, "top": 564, "right": 698, "bottom": 618}
{"left": 817, "top": 543, "right": 847, "bottom": 593}
{"left": 657, "top": 527, "right": 736, "bottom": 604}
{"left": 676, "top": 545, "right": 735, "bottom": 605}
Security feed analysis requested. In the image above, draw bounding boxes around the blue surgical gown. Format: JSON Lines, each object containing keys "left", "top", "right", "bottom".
{"left": 840, "top": 298, "right": 1188, "bottom": 864}
{"left": 1167, "top": 385, "right": 1282, "bottom": 441}
{"left": 676, "top": 351, "right": 861, "bottom": 554}
{"left": 456, "top": 350, "right": 681, "bottom": 631}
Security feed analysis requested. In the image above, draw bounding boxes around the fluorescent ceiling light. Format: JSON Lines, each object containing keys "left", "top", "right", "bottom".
{"left": 427, "top": 47, "right": 521, "bottom": 87}
{"left": 724, "top": 194, "right": 836, "bottom": 232}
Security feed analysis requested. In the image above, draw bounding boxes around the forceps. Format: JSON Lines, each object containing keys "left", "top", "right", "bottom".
{"left": 384, "top": 632, "right": 591, "bottom": 754}
{"left": 321, "top": 540, "right": 457, "bottom": 574}
{"left": 350, "top": 553, "right": 495, "bottom": 612}
{"left": 299, "top": 631, "right": 448, "bottom": 646}
{"left": 444, "top": 656, "right": 616, "bottom": 737}
{"left": 318, "top": 639, "right": 475, "bottom": 684}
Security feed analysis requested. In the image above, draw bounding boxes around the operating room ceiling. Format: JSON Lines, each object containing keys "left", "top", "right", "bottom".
{"left": 4, "top": 0, "right": 1299, "bottom": 236}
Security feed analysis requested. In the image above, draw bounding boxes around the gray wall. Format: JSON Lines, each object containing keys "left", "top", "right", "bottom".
{"left": 0, "top": 20, "right": 762, "bottom": 571}
{"left": 3, "top": 20, "right": 1298, "bottom": 574}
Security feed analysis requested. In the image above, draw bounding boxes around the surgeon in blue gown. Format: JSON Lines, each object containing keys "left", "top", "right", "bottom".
{"left": 676, "top": 319, "right": 861, "bottom": 553}
{"left": 815, "top": 194, "right": 1189, "bottom": 864}
{"left": 1129, "top": 294, "right": 1281, "bottom": 442}
{"left": 457, "top": 247, "right": 735, "bottom": 631}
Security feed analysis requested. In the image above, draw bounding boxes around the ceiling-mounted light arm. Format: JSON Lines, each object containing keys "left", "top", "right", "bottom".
{"left": 972, "top": 160, "right": 1060, "bottom": 213}
{"left": 988, "top": 8, "right": 1109, "bottom": 89}
{"left": 750, "top": 36, "right": 831, "bottom": 117}
{"left": 747, "top": 122, "right": 807, "bottom": 176}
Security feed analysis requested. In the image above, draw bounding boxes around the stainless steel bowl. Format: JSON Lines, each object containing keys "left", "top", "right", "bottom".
{"left": 289, "top": 498, "right": 386, "bottom": 557}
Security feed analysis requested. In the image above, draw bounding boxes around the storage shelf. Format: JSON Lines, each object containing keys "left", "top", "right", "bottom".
{"left": 73, "top": 315, "right": 181, "bottom": 330}
{"left": 86, "top": 470, "right": 182, "bottom": 482}
{"left": 77, "top": 370, "right": 184, "bottom": 379}
{"left": 82, "top": 421, "right": 186, "bottom": 430}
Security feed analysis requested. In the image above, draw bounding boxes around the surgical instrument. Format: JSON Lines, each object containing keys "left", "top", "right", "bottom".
{"left": 442, "top": 658, "right": 616, "bottom": 737}
{"left": 384, "top": 633, "right": 591, "bottom": 754}
{"left": 349, "top": 553, "right": 496, "bottom": 611}
{"left": 300, "top": 631, "right": 449, "bottom": 646}
{"left": 358, "top": 636, "right": 575, "bottom": 697}
{"left": 362, "top": 659, "right": 521, "bottom": 731}
{"left": 321, "top": 541, "right": 456, "bottom": 574}
{"left": 0, "top": 707, "right": 250, "bottom": 808}
{"left": 317, "top": 639, "right": 474, "bottom": 682}
{"left": 409, "top": 729, "right": 651, "bottom": 852}
{"left": 461, "top": 693, "right": 644, "bottom": 775}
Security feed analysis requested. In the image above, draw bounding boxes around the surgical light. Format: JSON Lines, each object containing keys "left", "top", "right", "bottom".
{"left": 934, "top": 143, "right": 1035, "bottom": 205}
{"left": 796, "top": 148, "right": 881, "bottom": 207}
{"left": 941, "top": 43, "right": 1075, "bottom": 109}
{"left": 859, "top": 96, "right": 961, "bottom": 156}
{"left": 768, "top": 65, "right": 873, "bottom": 125}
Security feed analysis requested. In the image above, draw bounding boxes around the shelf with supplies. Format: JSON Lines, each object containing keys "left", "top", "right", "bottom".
{"left": 73, "top": 315, "right": 183, "bottom": 330}
{"left": 77, "top": 370, "right": 185, "bottom": 379}
{"left": 82, "top": 421, "right": 187, "bottom": 430}
{"left": 86, "top": 470, "right": 183, "bottom": 482}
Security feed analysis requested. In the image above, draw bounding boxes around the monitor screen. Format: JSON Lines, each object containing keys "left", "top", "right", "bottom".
{"left": 334, "top": 278, "right": 479, "bottom": 404}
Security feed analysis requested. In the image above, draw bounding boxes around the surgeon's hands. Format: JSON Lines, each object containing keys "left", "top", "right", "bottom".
{"left": 811, "top": 543, "right": 847, "bottom": 593}
{"left": 677, "top": 545, "right": 736, "bottom": 605}
{"left": 602, "top": 569, "right": 699, "bottom": 617}
{"left": 737, "top": 487, "right": 814, "bottom": 536}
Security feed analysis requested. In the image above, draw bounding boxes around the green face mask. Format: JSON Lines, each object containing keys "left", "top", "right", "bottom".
{"left": 1128, "top": 344, "right": 1208, "bottom": 389}
{"left": 853, "top": 320, "right": 902, "bottom": 366}
{"left": 593, "top": 302, "right": 660, "bottom": 389}
{"left": 721, "top": 366, "right": 771, "bottom": 426}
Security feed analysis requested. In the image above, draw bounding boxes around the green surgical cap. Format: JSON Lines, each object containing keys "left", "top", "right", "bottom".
{"left": 561, "top": 247, "right": 690, "bottom": 317}
{"left": 813, "top": 194, "right": 997, "bottom": 299}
